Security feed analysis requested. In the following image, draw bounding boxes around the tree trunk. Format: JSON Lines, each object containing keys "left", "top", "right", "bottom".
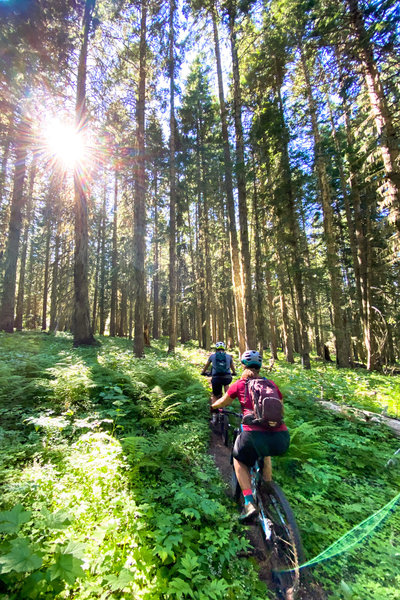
{"left": 25, "top": 235, "right": 34, "bottom": 329}
{"left": 99, "top": 185, "right": 107, "bottom": 335}
{"left": 41, "top": 226, "right": 51, "bottom": 331}
{"left": 73, "top": 0, "right": 96, "bottom": 346}
{"left": 91, "top": 215, "right": 101, "bottom": 333}
{"left": 118, "top": 284, "right": 128, "bottom": 337}
{"left": 0, "top": 115, "right": 13, "bottom": 207}
{"left": 49, "top": 227, "right": 60, "bottom": 332}
{"left": 274, "top": 85, "right": 311, "bottom": 369}
{"left": 300, "top": 48, "right": 350, "bottom": 367}
{"left": 133, "top": 0, "right": 148, "bottom": 357}
{"left": 347, "top": 0, "right": 400, "bottom": 233}
{"left": 227, "top": 6, "right": 256, "bottom": 349}
{"left": 152, "top": 172, "right": 159, "bottom": 339}
{"left": 251, "top": 155, "right": 267, "bottom": 348}
{"left": 187, "top": 195, "right": 202, "bottom": 347}
{"left": 210, "top": 0, "right": 246, "bottom": 353}
{"left": 265, "top": 265, "right": 277, "bottom": 359}
{"left": 15, "top": 160, "right": 36, "bottom": 331}
{"left": 168, "top": 0, "right": 177, "bottom": 353}
{"left": 275, "top": 243, "right": 294, "bottom": 363}
{"left": 110, "top": 172, "right": 118, "bottom": 337}
{"left": 0, "top": 116, "right": 29, "bottom": 332}
{"left": 340, "top": 55, "right": 382, "bottom": 370}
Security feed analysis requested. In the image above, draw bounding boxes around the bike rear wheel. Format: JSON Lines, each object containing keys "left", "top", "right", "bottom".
{"left": 220, "top": 413, "right": 229, "bottom": 446}
{"left": 257, "top": 481, "right": 304, "bottom": 600}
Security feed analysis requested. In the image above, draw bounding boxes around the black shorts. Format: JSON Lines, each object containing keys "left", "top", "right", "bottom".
{"left": 211, "top": 375, "right": 232, "bottom": 397}
{"left": 232, "top": 430, "right": 290, "bottom": 467}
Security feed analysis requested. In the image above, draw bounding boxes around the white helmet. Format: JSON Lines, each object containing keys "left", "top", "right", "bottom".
{"left": 240, "top": 350, "right": 262, "bottom": 368}
{"left": 215, "top": 341, "right": 226, "bottom": 350}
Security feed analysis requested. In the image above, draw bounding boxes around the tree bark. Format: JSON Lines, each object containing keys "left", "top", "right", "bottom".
{"left": 0, "top": 116, "right": 29, "bottom": 332}
{"left": 73, "top": 0, "right": 96, "bottom": 346}
{"left": 91, "top": 214, "right": 101, "bottom": 333}
{"left": 15, "top": 160, "right": 36, "bottom": 331}
{"left": 168, "top": 0, "right": 177, "bottom": 353}
{"left": 347, "top": 0, "right": 400, "bottom": 233}
{"left": 251, "top": 153, "right": 267, "bottom": 348}
{"left": 110, "top": 172, "right": 118, "bottom": 337}
{"left": 272, "top": 81, "right": 311, "bottom": 368}
{"left": 265, "top": 262, "right": 278, "bottom": 359}
{"left": 99, "top": 185, "right": 107, "bottom": 335}
{"left": 275, "top": 243, "right": 294, "bottom": 363}
{"left": 133, "top": 0, "right": 148, "bottom": 357}
{"left": 227, "top": 6, "right": 256, "bottom": 349}
{"left": 49, "top": 227, "right": 60, "bottom": 333}
{"left": 41, "top": 224, "right": 51, "bottom": 331}
{"left": 210, "top": 0, "right": 246, "bottom": 353}
{"left": 300, "top": 47, "right": 350, "bottom": 367}
{"left": 152, "top": 172, "right": 159, "bottom": 339}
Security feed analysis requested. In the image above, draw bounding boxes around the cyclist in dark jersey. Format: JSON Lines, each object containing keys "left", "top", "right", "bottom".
{"left": 201, "top": 342, "right": 237, "bottom": 401}
{"left": 211, "top": 350, "right": 290, "bottom": 522}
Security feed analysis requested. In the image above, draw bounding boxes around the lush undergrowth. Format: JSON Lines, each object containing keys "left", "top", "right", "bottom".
{"left": 1, "top": 334, "right": 400, "bottom": 600}
{"left": 0, "top": 333, "right": 265, "bottom": 600}
{"left": 268, "top": 359, "right": 400, "bottom": 600}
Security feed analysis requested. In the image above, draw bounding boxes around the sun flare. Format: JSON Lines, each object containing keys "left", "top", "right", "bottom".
{"left": 43, "top": 120, "right": 87, "bottom": 169}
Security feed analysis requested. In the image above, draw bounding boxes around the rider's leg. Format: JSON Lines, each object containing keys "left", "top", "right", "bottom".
{"left": 233, "top": 457, "right": 251, "bottom": 490}
{"left": 233, "top": 458, "right": 258, "bottom": 520}
{"left": 211, "top": 378, "right": 223, "bottom": 403}
{"left": 262, "top": 456, "right": 272, "bottom": 482}
{"left": 210, "top": 379, "right": 223, "bottom": 423}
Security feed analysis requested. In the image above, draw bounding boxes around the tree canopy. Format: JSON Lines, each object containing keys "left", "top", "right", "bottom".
{"left": 0, "top": 0, "right": 399, "bottom": 370}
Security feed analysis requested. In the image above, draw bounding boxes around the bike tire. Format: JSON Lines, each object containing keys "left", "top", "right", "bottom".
{"left": 231, "top": 468, "right": 242, "bottom": 502}
{"left": 221, "top": 414, "right": 229, "bottom": 446}
{"left": 257, "top": 481, "right": 304, "bottom": 600}
{"left": 210, "top": 412, "right": 220, "bottom": 434}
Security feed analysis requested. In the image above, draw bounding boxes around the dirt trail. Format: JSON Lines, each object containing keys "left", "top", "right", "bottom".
{"left": 209, "top": 429, "right": 326, "bottom": 600}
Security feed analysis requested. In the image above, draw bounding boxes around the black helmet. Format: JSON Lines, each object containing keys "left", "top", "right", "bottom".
{"left": 240, "top": 350, "right": 262, "bottom": 368}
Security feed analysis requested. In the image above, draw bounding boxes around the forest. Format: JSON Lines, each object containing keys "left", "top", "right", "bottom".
{"left": 0, "top": 0, "right": 399, "bottom": 367}
{"left": 0, "top": 0, "right": 400, "bottom": 599}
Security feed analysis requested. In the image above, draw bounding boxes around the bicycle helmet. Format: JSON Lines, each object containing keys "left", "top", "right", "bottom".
{"left": 215, "top": 341, "right": 226, "bottom": 350}
{"left": 240, "top": 350, "right": 262, "bottom": 368}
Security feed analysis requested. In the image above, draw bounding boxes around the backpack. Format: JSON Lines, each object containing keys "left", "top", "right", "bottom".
{"left": 242, "top": 378, "right": 283, "bottom": 428}
{"left": 214, "top": 352, "right": 229, "bottom": 375}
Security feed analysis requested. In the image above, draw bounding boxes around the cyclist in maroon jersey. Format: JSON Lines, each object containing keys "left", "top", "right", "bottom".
{"left": 211, "top": 350, "right": 290, "bottom": 522}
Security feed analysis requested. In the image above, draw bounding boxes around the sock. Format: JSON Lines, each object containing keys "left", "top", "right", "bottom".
{"left": 243, "top": 489, "right": 254, "bottom": 505}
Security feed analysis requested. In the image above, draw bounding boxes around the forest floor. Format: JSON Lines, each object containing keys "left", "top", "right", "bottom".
{"left": 1, "top": 333, "right": 400, "bottom": 600}
{"left": 209, "top": 429, "right": 327, "bottom": 600}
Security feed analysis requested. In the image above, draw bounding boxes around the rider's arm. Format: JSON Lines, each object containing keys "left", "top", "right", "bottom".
{"left": 230, "top": 358, "right": 237, "bottom": 376}
{"left": 211, "top": 392, "right": 233, "bottom": 409}
{"left": 201, "top": 359, "right": 211, "bottom": 375}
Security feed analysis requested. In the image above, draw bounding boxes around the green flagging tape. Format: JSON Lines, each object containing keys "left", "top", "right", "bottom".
{"left": 282, "top": 490, "right": 400, "bottom": 572}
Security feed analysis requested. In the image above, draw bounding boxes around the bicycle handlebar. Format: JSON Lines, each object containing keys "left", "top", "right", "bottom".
{"left": 216, "top": 408, "right": 242, "bottom": 419}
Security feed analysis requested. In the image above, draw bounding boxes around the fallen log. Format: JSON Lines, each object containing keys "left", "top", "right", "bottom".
{"left": 318, "top": 400, "right": 400, "bottom": 438}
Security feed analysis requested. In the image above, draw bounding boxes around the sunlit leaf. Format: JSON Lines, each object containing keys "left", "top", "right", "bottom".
{"left": 0, "top": 537, "right": 42, "bottom": 573}
{"left": 0, "top": 504, "right": 31, "bottom": 534}
{"left": 48, "top": 550, "right": 85, "bottom": 584}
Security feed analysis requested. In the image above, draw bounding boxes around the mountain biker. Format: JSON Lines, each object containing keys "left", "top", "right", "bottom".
{"left": 201, "top": 341, "right": 237, "bottom": 402}
{"left": 211, "top": 350, "right": 290, "bottom": 522}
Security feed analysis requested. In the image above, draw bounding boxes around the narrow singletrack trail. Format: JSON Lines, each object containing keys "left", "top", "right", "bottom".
{"left": 209, "top": 429, "right": 327, "bottom": 600}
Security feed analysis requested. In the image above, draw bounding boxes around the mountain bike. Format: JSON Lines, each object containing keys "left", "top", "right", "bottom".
{"left": 203, "top": 372, "right": 232, "bottom": 445}
{"left": 210, "top": 408, "right": 231, "bottom": 445}
{"left": 224, "top": 409, "right": 304, "bottom": 600}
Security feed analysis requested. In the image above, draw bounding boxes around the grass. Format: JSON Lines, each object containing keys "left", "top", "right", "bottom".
{"left": 0, "top": 332, "right": 266, "bottom": 600}
{"left": 0, "top": 333, "right": 400, "bottom": 599}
